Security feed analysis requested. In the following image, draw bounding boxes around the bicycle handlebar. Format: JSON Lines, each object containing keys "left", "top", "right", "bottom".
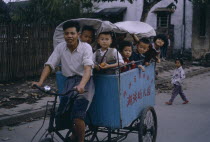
{"left": 33, "top": 84, "right": 77, "bottom": 96}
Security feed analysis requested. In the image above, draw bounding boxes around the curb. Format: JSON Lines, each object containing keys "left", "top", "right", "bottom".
{"left": 0, "top": 67, "right": 210, "bottom": 127}
{"left": 0, "top": 108, "right": 48, "bottom": 127}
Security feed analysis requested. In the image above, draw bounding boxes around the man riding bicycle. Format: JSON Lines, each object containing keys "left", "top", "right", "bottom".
{"left": 32, "top": 21, "right": 95, "bottom": 142}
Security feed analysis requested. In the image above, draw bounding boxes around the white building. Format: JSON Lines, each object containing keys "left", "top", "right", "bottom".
{"left": 93, "top": 0, "right": 193, "bottom": 59}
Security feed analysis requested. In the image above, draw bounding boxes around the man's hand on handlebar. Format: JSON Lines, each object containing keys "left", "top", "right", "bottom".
{"left": 75, "top": 84, "right": 85, "bottom": 94}
{"left": 32, "top": 82, "right": 42, "bottom": 89}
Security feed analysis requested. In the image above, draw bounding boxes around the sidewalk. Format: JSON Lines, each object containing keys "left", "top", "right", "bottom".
{"left": 0, "top": 60, "right": 210, "bottom": 127}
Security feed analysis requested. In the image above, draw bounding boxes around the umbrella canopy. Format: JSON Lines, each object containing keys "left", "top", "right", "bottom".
{"left": 114, "top": 21, "right": 156, "bottom": 37}
{"left": 53, "top": 18, "right": 124, "bottom": 48}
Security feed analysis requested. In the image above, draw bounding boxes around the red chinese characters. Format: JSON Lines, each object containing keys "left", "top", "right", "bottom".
{"left": 126, "top": 86, "right": 152, "bottom": 107}
{"left": 127, "top": 95, "right": 133, "bottom": 107}
{"left": 133, "top": 92, "right": 137, "bottom": 103}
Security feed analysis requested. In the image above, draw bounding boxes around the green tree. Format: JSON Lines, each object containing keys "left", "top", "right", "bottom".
{"left": 8, "top": 0, "right": 82, "bottom": 24}
{"left": 0, "top": 0, "right": 11, "bottom": 22}
{"left": 29, "top": 0, "right": 81, "bottom": 24}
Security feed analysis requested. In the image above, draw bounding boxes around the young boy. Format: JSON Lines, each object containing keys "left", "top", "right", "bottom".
{"left": 80, "top": 25, "right": 95, "bottom": 45}
{"left": 131, "top": 37, "right": 150, "bottom": 61}
{"left": 144, "top": 34, "right": 166, "bottom": 66}
{"left": 130, "top": 37, "right": 151, "bottom": 71}
{"left": 119, "top": 41, "right": 136, "bottom": 72}
{"left": 165, "top": 58, "right": 189, "bottom": 105}
{"left": 93, "top": 32, "right": 124, "bottom": 74}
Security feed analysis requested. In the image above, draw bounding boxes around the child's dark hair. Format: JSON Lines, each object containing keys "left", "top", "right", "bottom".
{"left": 175, "top": 58, "right": 184, "bottom": 65}
{"left": 98, "top": 31, "right": 113, "bottom": 38}
{"left": 63, "top": 21, "right": 80, "bottom": 32}
{"left": 139, "top": 37, "right": 150, "bottom": 44}
{"left": 119, "top": 40, "right": 132, "bottom": 52}
{"left": 81, "top": 25, "right": 95, "bottom": 35}
{"left": 153, "top": 34, "right": 168, "bottom": 46}
{"left": 153, "top": 34, "right": 167, "bottom": 42}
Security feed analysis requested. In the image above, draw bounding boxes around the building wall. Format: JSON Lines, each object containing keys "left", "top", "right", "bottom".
{"left": 146, "top": 0, "right": 193, "bottom": 56}
{"left": 191, "top": 4, "right": 210, "bottom": 60}
{"left": 93, "top": 1, "right": 143, "bottom": 21}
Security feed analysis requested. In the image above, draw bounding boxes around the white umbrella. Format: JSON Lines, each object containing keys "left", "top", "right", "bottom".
{"left": 53, "top": 18, "right": 125, "bottom": 48}
{"left": 114, "top": 21, "right": 156, "bottom": 37}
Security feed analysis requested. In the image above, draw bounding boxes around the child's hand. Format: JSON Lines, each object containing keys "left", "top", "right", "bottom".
{"left": 99, "top": 63, "right": 109, "bottom": 69}
{"left": 138, "top": 65, "right": 145, "bottom": 72}
{"left": 145, "top": 62, "right": 150, "bottom": 66}
{"left": 131, "top": 60, "right": 135, "bottom": 64}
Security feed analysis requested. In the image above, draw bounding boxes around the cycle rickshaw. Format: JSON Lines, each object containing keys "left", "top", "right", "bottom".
{"left": 33, "top": 18, "right": 157, "bottom": 142}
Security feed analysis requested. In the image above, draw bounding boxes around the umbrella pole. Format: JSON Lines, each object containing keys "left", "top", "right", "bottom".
{"left": 113, "top": 32, "right": 121, "bottom": 88}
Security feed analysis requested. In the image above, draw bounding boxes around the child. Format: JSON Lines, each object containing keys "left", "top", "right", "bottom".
{"left": 165, "top": 58, "right": 189, "bottom": 105}
{"left": 119, "top": 41, "right": 136, "bottom": 72}
{"left": 93, "top": 32, "right": 124, "bottom": 74}
{"left": 79, "top": 25, "right": 95, "bottom": 45}
{"left": 130, "top": 37, "right": 151, "bottom": 71}
{"left": 144, "top": 34, "right": 167, "bottom": 66}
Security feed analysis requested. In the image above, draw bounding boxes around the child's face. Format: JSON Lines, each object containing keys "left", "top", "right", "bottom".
{"left": 80, "top": 30, "right": 94, "bottom": 44}
{"left": 122, "top": 46, "right": 132, "bottom": 58}
{"left": 137, "top": 42, "right": 149, "bottom": 54}
{"left": 98, "top": 34, "right": 112, "bottom": 49}
{"left": 155, "top": 38, "right": 164, "bottom": 47}
{"left": 175, "top": 60, "right": 181, "bottom": 68}
{"left": 97, "top": 34, "right": 112, "bottom": 50}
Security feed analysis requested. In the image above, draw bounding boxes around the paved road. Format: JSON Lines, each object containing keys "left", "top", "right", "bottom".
{"left": 0, "top": 72, "right": 210, "bottom": 142}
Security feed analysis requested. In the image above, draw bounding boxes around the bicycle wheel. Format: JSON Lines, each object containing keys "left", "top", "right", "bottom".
{"left": 138, "top": 106, "right": 157, "bottom": 142}
{"left": 40, "top": 137, "right": 54, "bottom": 142}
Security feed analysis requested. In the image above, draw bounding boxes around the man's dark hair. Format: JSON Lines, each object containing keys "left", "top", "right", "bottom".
{"left": 62, "top": 21, "right": 80, "bottom": 32}
{"left": 81, "top": 25, "right": 95, "bottom": 35}
{"left": 175, "top": 58, "right": 184, "bottom": 65}
{"left": 139, "top": 37, "right": 150, "bottom": 44}
{"left": 119, "top": 40, "right": 132, "bottom": 52}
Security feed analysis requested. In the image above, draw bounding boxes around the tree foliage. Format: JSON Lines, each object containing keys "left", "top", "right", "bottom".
{"left": 7, "top": 0, "right": 82, "bottom": 24}
{"left": 32, "top": 0, "right": 81, "bottom": 24}
{"left": 0, "top": 0, "right": 10, "bottom": 22}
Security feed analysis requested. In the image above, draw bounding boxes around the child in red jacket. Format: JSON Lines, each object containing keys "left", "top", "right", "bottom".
{"left": 119, "top": 41, "right": 137, "bottom": 72}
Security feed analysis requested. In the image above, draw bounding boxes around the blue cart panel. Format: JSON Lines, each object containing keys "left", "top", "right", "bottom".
{"left": 56, "top": 63, "right": 155, "bottom": 129}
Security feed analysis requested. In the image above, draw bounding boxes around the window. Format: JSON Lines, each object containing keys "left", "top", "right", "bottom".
{"left": 157, "top": 13, "right": 170, "bottom": 28}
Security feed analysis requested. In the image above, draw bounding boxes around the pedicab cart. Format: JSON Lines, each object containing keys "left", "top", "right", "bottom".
{"left": 36, "top": 18, "right": 157, "bottom": 142}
